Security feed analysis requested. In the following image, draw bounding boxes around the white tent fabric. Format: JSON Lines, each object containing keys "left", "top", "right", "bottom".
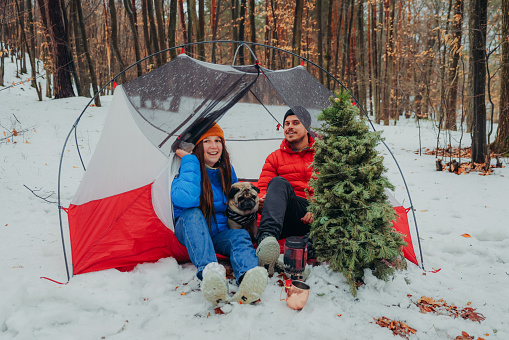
{"left": 71, "top": 87, "right": 169, "bottom": 206}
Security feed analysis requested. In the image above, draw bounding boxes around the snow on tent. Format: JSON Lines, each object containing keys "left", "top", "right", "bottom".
{"left": 62, "top": 52, "right": 419, "bottom": 277}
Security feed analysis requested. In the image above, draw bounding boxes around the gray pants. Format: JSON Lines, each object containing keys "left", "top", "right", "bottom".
{"left": 257, "top": 176, "right": 310, "bottom": 243}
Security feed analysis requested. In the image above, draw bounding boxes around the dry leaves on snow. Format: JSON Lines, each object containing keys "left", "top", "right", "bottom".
{"left": 374, "top": 316, "right": 416, "bottom": 339}
{"left": 454, "top": 331, "right": 486, "bottom": 340}
{"left": 415, "top": 296, "right": 486, "bottom": 323}
{"left": 424, "top": 146, "right": 505, "bottom": 176}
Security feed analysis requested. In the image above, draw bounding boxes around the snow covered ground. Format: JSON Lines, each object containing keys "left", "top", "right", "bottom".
{"left": 1, "top": 56, "right": 508, "bottom": 340}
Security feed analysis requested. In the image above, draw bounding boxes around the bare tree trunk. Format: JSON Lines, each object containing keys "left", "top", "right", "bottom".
{"left": 141, "top": 0, "right": 152, "bottom": 57}
{"left": 493, "top": 0, "right": 509, "bottom": 154}
{"left": 371, "top": 0, "right": 380, "bottom": 120}
{"left": 445, "top": 0, "right": 464, "bottom": 131}
{"left": 367, "top": 0, "right": 373, "bottom": 116}
{"left": 469, "top": 0, "right": 488, "bottom": 163}
{"left": 70, "top": 0, "right": 90, "bottom": 97}
{"left": 238, "top": 0, "right": 246, "bottom": 64}
{"left": 178, "top": 0, "right": 188, "bottom": 45}
{"left": 154, "top": 0, "right": 167, "bottom": 62}
{"left": 16, "top": 0, "right": 42, "bottom": 100}
{"left": 332, "top": 2, "right": 344, "bottom": 92}
{"left": 0, "top": 24, "right": 5, "bottom": 87}
{"left": 387, "top": 0, "right": 395, "bottom": 122}
{"left": 211, "top": 0, "right": 220, "bottom": 63}
{"left": 439, "top": 0, "right": 453, "bottom": 128}
{"left": 168, "top": 0, "right": 178, "bottom": 59}
{"left": 197, "top": 0, "right": 205, "bottom": 60}
{"left": 356, "top": 0, "right": 366, "bottom": 113}
{"left": 18, "top": 0, "right": 27, "bottom": 75}
{"left": 422, "top": 10, "right": 438, "bottom": 119}
{"left": 75, "top": 0, "right": 101, "bottom": 106}
{"left": 249, "top": 0, "right": 256, "bottom": 63}
{"left": 317, "top": 0, "right": 323, "bottom": 84}
{"left": 146, "top": 0, "right": 161, "bottom": 66}
{"left": 268, "top": 0, "right": 279, "bottom": 69}
{"left": 324, "top": 0, "right": 333, "bottom": 88}
{"left": 380, "top": 0, "right": 389, "bottom": 124}
{"left": 375, "top": 0, "right": 384, "bottom": 123}
{"left": 341, "top": 0, "right": 352, "bottom": 85}
{"left": 60, "top": 0, "right": 82, "bottom": 96}
{"left": 109, "top": 0, "right": 126, "bottom": 83}
{"left": 292, "top": 0, "right": 304, "bottom": 67}
{"left": 124, "top": 0, "right": 143, "bottom": 76}
{"left": 42, "top": 0, "right": 75, "bottom": 98}
{"left": 26, "top": 0, "right": 37, "bottom": 88}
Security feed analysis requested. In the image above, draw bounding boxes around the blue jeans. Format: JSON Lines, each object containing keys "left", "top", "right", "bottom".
{"left": 174, "top": 208, "right": 259, "bottom": 284}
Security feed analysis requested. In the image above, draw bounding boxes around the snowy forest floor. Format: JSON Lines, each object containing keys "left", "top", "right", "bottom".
{"left": 1, "top": 56, "right": 509, "bottom": 340}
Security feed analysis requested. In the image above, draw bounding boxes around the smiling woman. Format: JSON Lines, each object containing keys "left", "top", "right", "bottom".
{"left": 171, "top": 122, "right": 268, "bottom": 306}
{"left": 202, "top": 136, "right": 223, "bottom": 167}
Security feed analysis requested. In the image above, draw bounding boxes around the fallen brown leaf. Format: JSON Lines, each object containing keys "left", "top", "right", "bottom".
{"left": 214, "top": 307, "right": 225, "bottom": 315}
{"left": 374, "top": 316, "right": 416, "bottom": 339}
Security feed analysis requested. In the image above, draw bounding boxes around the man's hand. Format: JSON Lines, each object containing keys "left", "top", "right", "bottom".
{"left": 301, "top": 212, "right": 313, "bottom": 224}
{"left": 257, "top": 195, "right": 265, "bottom": 213}
{"left": 175, "top": 149, "right": 190, "bottom": 159}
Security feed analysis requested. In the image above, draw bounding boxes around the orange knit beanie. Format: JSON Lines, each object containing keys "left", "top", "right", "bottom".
{"left": 196, "top": 123, "right": 225, "bottom": 145}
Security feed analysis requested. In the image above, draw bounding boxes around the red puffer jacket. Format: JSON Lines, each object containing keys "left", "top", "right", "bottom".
{"left": 258, "top": 135, "right": 315, "bottom": 199}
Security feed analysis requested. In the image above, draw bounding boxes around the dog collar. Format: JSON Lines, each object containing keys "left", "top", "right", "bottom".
{"left": 226, "top": 206, "right": 257, "bottom": 227}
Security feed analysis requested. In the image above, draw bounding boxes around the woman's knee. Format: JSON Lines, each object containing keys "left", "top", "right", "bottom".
{"left": 176, "top": 208, "right": 207, "bottom": 234}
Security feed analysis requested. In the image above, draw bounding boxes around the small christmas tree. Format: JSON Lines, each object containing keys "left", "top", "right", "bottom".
{"left": 309, "top": 91, "right": 406, "bottom": 296}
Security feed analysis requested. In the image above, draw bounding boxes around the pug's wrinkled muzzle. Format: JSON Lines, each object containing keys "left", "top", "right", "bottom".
{"left": 239, "top": 197, "right": 256, "bottom": 210}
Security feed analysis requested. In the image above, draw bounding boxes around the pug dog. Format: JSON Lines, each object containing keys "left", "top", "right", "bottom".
{"left": 226, "top": 182, "right": 260, "bottom": 242}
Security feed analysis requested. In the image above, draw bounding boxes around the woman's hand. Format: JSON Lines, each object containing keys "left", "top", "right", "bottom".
{"left": 175, "top": 149, "right": 191, "bottom": 159}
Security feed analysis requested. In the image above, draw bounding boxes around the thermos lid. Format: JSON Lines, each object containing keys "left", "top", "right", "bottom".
{"left": 285, "top": 235, "right": 306, "bottom": 249}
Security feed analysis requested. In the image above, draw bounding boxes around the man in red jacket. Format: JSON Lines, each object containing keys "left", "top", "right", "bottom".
{"left": 255, "top": 108, "right": 315, "bottom": 274}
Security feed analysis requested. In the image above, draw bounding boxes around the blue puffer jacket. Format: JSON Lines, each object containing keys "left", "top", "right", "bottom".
{"left": 171, "top": 154, "right": 238, "bottom": 237}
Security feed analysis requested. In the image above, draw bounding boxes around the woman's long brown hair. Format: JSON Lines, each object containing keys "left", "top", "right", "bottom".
{"left": 192, "top": 138, "right": 233, "bottom": 224}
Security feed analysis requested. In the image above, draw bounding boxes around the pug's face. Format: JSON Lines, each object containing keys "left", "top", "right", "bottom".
{"left": 228, "top": 182, "right": 260, "bottom": 214}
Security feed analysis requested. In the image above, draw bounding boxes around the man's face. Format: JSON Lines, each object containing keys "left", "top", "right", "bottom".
{"left": 284, "top": 115, "right": 307, "bottom": 145}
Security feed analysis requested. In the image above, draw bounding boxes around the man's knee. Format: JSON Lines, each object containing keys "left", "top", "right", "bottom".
{"left": 267, "top": 176, "right": 291, "bottom": 190}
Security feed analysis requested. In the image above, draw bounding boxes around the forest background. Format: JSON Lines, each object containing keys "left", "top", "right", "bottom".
{"left": 1, "top": 0, "right": 508, "bottom": 162}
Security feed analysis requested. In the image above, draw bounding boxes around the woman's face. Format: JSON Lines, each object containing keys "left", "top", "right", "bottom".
{"left": 202, "top": 135, "right": 223, "bottom": 167}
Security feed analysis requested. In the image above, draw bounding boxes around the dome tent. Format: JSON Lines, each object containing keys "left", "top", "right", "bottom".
{"left": 59, "top": 43, "right": 421, "bottom": 280}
